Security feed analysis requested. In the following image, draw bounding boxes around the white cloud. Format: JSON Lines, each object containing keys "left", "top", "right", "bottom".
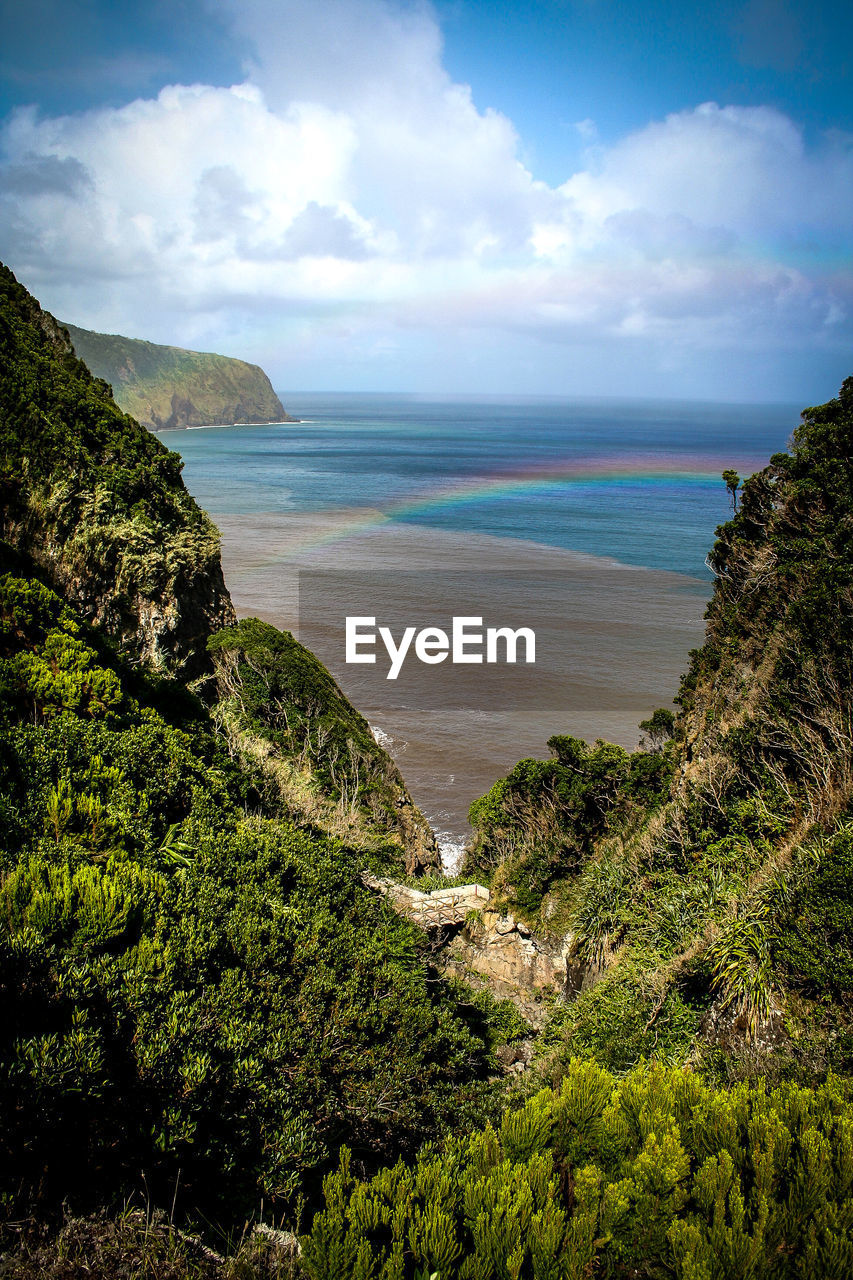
{"left": 559, "top": 102, "right": 853, "bottom": 241}
{"left": 1, "top": 0, "right": 851, "bottom": 397}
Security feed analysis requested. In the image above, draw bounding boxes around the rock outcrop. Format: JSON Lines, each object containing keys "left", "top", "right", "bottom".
{"left": 363, "top": 873, "right": 569, "bottom": 1022}
{"left": 445, "top": 910, "right": 571, "bottom": 1026}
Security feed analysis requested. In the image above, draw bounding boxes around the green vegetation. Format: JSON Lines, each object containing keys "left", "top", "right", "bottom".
{"left": 207, "top": 618, "right": 437, "bottom": 871}
{"left": 0, "top": 568, "right": 500, "bottom": 1222}
{"left": 721, "top": 468, "right": 741, "bottom": 513}
{"left": 466, "top": 378, "right": 853, "bottom": 1086}
{"left": 774, "top": 824, "right": 853, "bottom": 997}
{"left": 302, "top": 1058, "right": 853, "bottom": 1279}
{"left": 65, "top": 323, "right": 292, "bottom": 431}
{"left": 0, "top": 264, "right": 232, "bottom": 676}
{"left": 4, "top": 260, "right": 853, "bottom": 1276}
{"left": 468, "top": 734, "right": 673, "bottom": 921}
{"left": 0, "top": 265, "right": 503, "bottom": 1236}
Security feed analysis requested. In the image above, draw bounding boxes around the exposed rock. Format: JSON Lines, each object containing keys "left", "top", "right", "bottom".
{"left": 252, "top": 1223, "right": 301, "bottom": 1258}
{"left": 564, "top": 954, "right": 608, "bottom": 997}
{"left": 362, "top": 871, "right": 572, "bottom": 1020}
{"left": 28, "top": 535, "right": 235, "bottom": 680}
{"left": 700, "top": 993, "right": 789, "bottom": 1057}
{"left": 495, "top": 1038, "right": 535, "bottom": 1073}
{"left": 391, "top": 792, "right": 441, "bottom": 875}
{"left": 446, "top": 909, "right": 571, "bottom": 1026}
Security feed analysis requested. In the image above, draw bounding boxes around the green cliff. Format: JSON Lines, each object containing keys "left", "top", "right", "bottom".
{"left": 0, "top": 266, "right": 471, "bottom": 1236}
{"left": 3, "top": 260, "right": 853, "bottom": 1278}
{"left": 64, "top": 322, "right": 293, "bottom": 431}
{"left": 467, "top": 379, "right": 853, "bottom": 1084}
{"left": 0, "top": 259, "right": 436, "bottom": 851}
{"left": 1, "top": 267, "right": 234, "bottom": 677}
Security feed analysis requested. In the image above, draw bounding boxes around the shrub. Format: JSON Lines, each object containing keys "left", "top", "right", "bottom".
{"left": 301, "top": 1058, "right": 853, "bottom": 1279}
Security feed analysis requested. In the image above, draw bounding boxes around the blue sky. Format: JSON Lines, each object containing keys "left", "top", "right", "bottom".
{"left": 1, "top": 0, "right": 851, "bottom": 400}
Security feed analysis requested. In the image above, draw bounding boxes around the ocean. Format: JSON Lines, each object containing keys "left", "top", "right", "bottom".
{"left": 161, "top": 393, "right": 797, "bottom": 866}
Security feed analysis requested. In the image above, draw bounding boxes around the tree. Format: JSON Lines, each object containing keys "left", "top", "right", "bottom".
{"left": 638, "top": 707, "right": 675, "bottom": 750}
{"left": 722, "top": 468, "right": 740, "bottom": 513}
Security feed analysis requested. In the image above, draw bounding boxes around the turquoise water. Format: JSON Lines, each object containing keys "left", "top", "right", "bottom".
{"left": 162, "top": 393, "right": 797, "bottom": 577}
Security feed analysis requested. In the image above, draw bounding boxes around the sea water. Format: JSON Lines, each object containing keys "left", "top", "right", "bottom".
{"left": 161, "top": 393, "right": 797, "bottom": 863}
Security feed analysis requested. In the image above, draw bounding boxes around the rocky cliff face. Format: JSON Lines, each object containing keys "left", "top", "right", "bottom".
{"left": 1, "top": 264, "right": 235, "bottom": 678}
{"left": 65, "top": 324, "right": 293, "bottom": 431}
{"left": 445, "top": 909, "right": 570, "bottom": 1027}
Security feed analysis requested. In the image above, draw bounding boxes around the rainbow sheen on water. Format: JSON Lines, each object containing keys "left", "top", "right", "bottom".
{"left": 162, "top": 394, "right": 797, "bottom": 856}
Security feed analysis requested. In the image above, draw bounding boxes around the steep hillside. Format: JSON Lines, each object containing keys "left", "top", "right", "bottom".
{"left": 0, "top": 258, "right": 435, "bottom": 862}
{"left": 0, "top": 261, "right": 436, "bottom": 862}
{"left": 467, "top": 380, "right": 853, "bottom": 1080}
{"left": 65, "top": 323, "right": 293, "bottom": 431}
{"left": 4, "top": 267, "right": 853, "bottom": 1278}
{"left": 0, "top": 265, "right": 233, "bottom": 677}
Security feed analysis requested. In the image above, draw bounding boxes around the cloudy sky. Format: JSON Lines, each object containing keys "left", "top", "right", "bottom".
{"left": 1, "top": 0, "right": 851, "bottom": 399}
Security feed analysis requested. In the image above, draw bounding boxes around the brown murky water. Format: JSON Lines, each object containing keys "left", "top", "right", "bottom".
{"left": 215, "top": 512, "right": 709, "bottom": 865}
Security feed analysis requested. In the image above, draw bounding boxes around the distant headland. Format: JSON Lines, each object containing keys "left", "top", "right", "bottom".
{"left": 64, "top": 322, "right": 294, "bottom": 431}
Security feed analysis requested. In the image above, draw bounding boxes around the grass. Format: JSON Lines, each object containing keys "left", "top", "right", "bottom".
{"left": 0, "top": 1209, "right": 301, "bottom": 1280}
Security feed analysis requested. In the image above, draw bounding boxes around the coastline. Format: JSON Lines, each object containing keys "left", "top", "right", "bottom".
{"left": 214, "top": 510, "right": 709, "bottom": 856}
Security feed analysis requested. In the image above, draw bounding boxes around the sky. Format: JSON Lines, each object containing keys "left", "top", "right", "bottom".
{"left": 0, "top": 0, "right": 851, "bottom": 400}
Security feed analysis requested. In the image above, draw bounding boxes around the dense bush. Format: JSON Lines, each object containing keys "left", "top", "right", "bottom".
{"left": 0, "top": 571, "right": 502, "bottom": 1222}
{"left": 302, "top": 1057, "right": 853, "bottom": 1279}
{"left": 467, "top": 735, "right": 673, "bottom": 918}
{"left": 774, "top": 826, "right": 853, "bottom": 996}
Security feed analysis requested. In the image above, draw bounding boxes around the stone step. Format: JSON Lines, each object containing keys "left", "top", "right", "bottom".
{"left": 361, "top": 871, "right": 490, "bottom": 925}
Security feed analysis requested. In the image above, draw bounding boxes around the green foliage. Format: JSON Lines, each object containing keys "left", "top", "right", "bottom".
{"left": 65, "top": 321, "right": 288, "bottom": 431}
{"left": 708, "top": 906, "right": 775, "bottom": 1042}
{"left": 544, "top": 962, "right": 700, "bottom": 1072}
{"left": 569, "top": 850, "right": 631, "bottom": 964}
{"left": 302, "top": 1058, "right": 853, "bottom": 1279}
{"left": 0, "top": 573, "right": 499, "bottom": 1222}
{"left": 444, "top": 978, "right": 529, "bottom": 1056}
{"left": 639, "top": 706, "right": 676, "bottom": 749}
{"left": 1, "top": 575, "right": 124, "bottom": 719}
{"left": 722, "top": 468, "right": 741, "bottom": 513}
{"left": 208, "top": 618, "right": 397, "bottom": 819}
{"left": 468, "top": 735, "right": 673, "bottom": 918}
{"left": 0, "top": 263, "right": 228, "bottom": 675}
{"left": 775, "top": 823, "right": 853, "bottom": 996}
